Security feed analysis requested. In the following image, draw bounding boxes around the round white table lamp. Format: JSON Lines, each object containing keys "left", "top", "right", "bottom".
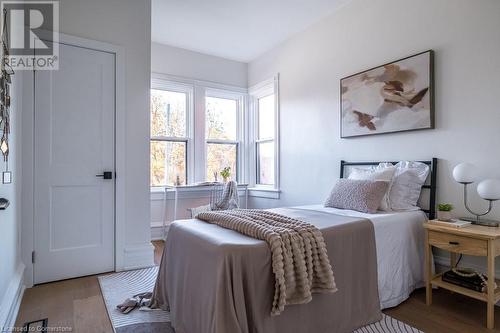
{"left": 477, "top": 179, "right": 500, "bottom": 201}
{"left": 453, "top": 163, "right": 478, "bottom": 184}
{"left": 453, "top": 163, "right": 500, "bottom": 227}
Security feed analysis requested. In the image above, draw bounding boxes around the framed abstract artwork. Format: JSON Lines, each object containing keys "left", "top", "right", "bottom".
{"left": 340, "top": 50, "right": 434, "bottom": 138}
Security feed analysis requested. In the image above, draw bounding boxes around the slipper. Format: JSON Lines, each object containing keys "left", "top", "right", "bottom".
{"left": 116, "top": 292, "right": 154, "bottom": 314}
{"left": 116, "top": 296, "right": 141, "bottom": 314}
{"left": 134, "top": 292, "right": 153, "bottom": 307}
{"left": 121, "top": 305, "right": 137, "bottom": 314}
{"left": 133, "top": 292, "right": 153, "bottom": 299}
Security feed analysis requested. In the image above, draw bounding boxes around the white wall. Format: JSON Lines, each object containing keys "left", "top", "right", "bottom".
{"left": 0, "top": 75, "right": 24, "bottom": 330}
{"left": 152, "top": 42, "right": 248, "bottom": 87}
{"left": 248, "top": 0, "right": 500, "bottom": 270}
{"left": 59, "top": 0, "right": 152, "bottom": 248}
{"left": 21, "top": 0, "right": 154, "bottom": 284}
{"left": 150, "top": 43, "right": 248, "bottom": 232}
{"left": 248, "top": 0, "right": 500, "bottom": 212}
{"left": 60, "top": 0, "right": 153, "bottom": 268}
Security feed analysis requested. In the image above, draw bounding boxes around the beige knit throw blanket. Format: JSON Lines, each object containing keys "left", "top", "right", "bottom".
{"left": 196, "top": 209, "right": 337, "bottom": 316}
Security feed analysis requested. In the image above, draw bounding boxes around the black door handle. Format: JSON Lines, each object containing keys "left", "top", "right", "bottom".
{"left": 96, "top": 171, "right": 113, "bottom": 180}
{"left": 449, "top": 241, "right": 459, "bottom": 245}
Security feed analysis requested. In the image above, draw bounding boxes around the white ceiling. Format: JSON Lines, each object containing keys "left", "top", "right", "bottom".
{"left": 152, "top": 0, "right": 350, "bottom": 63}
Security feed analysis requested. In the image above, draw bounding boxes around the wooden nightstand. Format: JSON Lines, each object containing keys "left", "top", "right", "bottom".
{"left": 424, "top": 220, "right": 500, "bottom": 329}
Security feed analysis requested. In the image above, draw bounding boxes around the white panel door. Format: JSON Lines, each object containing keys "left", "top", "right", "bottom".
{"left": 34, "top": 42, "right": 115, "bottom": 284}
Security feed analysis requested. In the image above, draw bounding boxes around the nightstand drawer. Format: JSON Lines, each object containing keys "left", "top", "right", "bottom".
{"left": 428, "top": 231, "right": 487, "bottom": 256}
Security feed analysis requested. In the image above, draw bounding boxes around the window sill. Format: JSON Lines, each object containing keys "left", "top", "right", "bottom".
{"left": 151, "top": 184, "right": 249, "bottom": 200}
{"left": 151, "top": 221, "right": 164, "bottom": 228}
{"left": 151, "top": 187, "right": 168, "bottom": 192}
{"left": 248, "top": 187, "right": 281, "bottom": 199}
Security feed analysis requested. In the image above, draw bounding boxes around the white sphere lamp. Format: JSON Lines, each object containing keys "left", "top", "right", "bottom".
{"left": 453, "top": 163, "right": 500, "bottom": 227}
{"left": 453, "top": 163, "right": 478, "bottom": 184}
{"left": 477, "top": 179, "right": 500, "bottom": 201}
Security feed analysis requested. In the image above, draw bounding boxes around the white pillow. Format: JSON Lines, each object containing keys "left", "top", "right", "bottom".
{"left": 388, "top": 161, "right": 430, "bottom": 211}
{"left": 348, "top": 166, "right": 396, "bottom": 211}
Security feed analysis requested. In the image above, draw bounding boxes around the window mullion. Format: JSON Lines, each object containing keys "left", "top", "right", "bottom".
{"left": 185, "top": 85, "right": 195, "bottom": 185}
{"left": 193, "top": 84, "right": 206, "bottom": 183}
{"left": 248, "top": 95, "right": 257, "bottom": 187}
{"left": 239, "top": 95, "right": 247, "bottom": 184}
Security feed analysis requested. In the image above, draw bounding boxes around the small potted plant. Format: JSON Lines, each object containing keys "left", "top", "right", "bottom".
{"left": 220, "top": 167, "right": 231, "bottom": 183}
{"left": 437, "top": 203, "right": 453, "bottom": 222}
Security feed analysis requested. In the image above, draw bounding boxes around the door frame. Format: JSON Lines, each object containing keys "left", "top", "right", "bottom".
{"left": 21, "top": 32, "right": 126, "bottom": 286}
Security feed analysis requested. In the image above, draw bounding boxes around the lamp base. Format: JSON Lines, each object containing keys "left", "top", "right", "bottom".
{"left": 459, "top": 217, "right": 500, "bottom": 227}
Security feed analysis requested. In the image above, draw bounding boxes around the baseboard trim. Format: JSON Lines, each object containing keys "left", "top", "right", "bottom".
{"left": 122, "top": 243, "right": 155, "bottom": 271}
{"left": 0, "top": 263, "right": 25, "bottom": 332}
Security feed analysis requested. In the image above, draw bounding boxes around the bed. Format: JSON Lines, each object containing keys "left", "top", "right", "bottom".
{"left": 152, "top": 159, "right": 438, "bottom": 333}
{"left": 297, "top": 205, "right": 428, "bottom": 309}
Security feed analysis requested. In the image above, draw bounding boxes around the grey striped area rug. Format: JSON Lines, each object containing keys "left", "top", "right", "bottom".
{"left": 354, "top": 314, "right": 422, "bottom": 333}
{"left": 99, "top": 267, "right": 423, "bottom": 333}
{"left": 98, "top": 267, "right": 173, "bottom": 333}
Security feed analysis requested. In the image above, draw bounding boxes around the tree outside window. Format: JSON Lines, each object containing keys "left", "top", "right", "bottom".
{"left": 150, "top": 89, "right": 188, "bottom": 186}
{"left": 206, "top": 96, "right": 238, "bottom": 182}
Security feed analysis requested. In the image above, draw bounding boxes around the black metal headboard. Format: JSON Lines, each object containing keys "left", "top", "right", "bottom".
{"left": 340, "top": 158, "right": 438, "bottom": 219}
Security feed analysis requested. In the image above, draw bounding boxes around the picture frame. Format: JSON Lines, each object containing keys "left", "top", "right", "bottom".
{"left": 340, "top": 50, "right": 434, "bottom": 138}
{"left": 2, "top": 171, "right": 12, "bottom": 184}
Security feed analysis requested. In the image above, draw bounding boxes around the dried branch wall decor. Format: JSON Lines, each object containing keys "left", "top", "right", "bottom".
{"left": 0, "top": 8, "right": 14, "bottom": 171}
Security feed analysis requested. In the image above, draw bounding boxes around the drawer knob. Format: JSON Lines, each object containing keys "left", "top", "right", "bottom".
{"left": 449, "top": 241, "right": 459, "bottom": 245}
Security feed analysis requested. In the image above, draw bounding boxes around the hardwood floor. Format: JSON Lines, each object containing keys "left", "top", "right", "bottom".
{"left": 153, "top": 240, "right": 164, "bottom": 264}
{"left": 385, "top": 288, "right": 500, "bottom": 333}
{"left": 14, "top": 240, "right": 499, "bottom": 332}
{"left": 14, "top": 241, "right": 164, "bottom": 333}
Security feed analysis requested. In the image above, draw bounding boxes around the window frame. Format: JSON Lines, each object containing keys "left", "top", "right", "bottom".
{"left": 150, "top": 73, "right": 248, "bottom": 190}
{"left": 205, "top": 88, "right": 246, "bottom": 183}
{"left": 249, "top": 75, "right": 280, "bottom": 194}
{"left": 150, "top": 78, "right": 195, "bottom": 187}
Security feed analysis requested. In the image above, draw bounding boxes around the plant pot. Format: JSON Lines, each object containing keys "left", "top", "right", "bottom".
{"left": 437, "top": 210, "right": 452, "bottom": 222}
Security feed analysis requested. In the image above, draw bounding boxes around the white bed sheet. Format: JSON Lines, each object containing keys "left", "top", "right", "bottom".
{"left": 295, "top": 205, "right": 427, "bottom": 309}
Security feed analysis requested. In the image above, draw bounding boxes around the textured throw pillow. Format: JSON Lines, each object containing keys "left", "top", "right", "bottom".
{"left": 388, "top": 161, "right": 430, "bottom": 211}
{"left": 348, "top": 166, "right": 396, "bottom": 211}
{"left": 324, "top": 179, "right": 389, "bottom": 214}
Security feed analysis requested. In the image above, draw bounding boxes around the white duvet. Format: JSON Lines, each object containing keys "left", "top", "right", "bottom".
{"left": 296, "top": 205, "right": 426, "bottom": 309}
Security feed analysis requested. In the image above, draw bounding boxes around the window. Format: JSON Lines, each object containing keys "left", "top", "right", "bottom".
{"left": 250, "top": 75, "right": 279, "bottom": 190}
{"left": 150, "top": 83, "right": 192, "bottom": 187}
{"left": 206, "top": 95, "right": 239, "bottom": 182}
{"left": 256, "top": 94, "right": 275, "bottom": 185}
{"left": 150, "top": 74, "right": 246, "bottom": 188}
